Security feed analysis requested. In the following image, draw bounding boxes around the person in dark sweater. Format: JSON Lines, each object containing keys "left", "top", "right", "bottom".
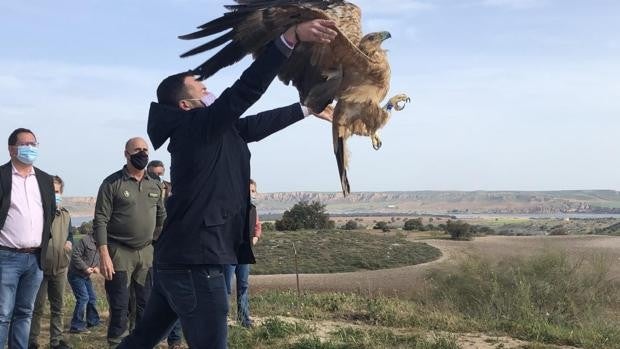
{"left": 67, "top": 232, "right": 100, "bottom": 333}
{"left": 118, "top": 19, "right": 336, "bottom": 349}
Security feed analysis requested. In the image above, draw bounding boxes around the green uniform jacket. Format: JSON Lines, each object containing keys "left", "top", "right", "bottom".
{"left": 93, "top": 166, "right": 166, "bottom": 249}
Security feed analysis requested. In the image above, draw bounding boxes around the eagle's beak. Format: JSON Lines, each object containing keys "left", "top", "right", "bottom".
{"left": 380, "top": 31, "right": 392, "bottom": 41}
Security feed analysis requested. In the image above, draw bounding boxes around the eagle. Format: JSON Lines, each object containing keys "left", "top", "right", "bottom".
{"left": 179, "top": 0, "right": 410, "bottom": 196}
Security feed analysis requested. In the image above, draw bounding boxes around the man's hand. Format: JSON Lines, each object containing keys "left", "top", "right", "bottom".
{"left": 98, "top": 245, "right": 115, "bottom": 280}
{"left": 93, "top": 267, "right": 100, "bottom": 274}
{"left": 313, "top": 105, "right": 334, "bottom": 123}
{"left": 252, "top": 236, "right": 259, "bottom": 246}
{"left": 64, "top": 241, "right": 72, "bottom": 254}
{"left": 284, "top": 19, "right": 337, "bottom": 45}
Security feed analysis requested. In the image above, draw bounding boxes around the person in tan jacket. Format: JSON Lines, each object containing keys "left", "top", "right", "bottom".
{"left": 28, "top": 176, "right": 73, "bottom": 349}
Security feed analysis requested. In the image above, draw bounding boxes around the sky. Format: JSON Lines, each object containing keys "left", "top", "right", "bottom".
{"left": 1, "top": 0, "right": 619, "bottom": 196}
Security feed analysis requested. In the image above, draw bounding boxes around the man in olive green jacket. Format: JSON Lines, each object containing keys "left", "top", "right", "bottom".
{"left": 28, "top": 176, "right": 73, "bottom": 349}
{"left": 94, "top": 137, "right": 165, "bottom": 348}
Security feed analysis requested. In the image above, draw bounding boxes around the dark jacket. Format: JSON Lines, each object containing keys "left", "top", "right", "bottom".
{"left": 148, "top": 40, "right": 304, "bottom": 265}
{"left": 0, "top": 161, "right": 56, "bottom": 270}
{"left": 69, "top": 234, "right": 100, "bottom": 278}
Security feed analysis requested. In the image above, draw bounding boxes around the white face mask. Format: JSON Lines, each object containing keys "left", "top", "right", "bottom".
{"left": 201, "top": 92, "right": 217, "bottom": 107}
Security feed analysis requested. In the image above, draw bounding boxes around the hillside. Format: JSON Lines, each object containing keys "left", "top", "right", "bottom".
{"left": 64, "top": 190, "right": 620, "bottom": 217}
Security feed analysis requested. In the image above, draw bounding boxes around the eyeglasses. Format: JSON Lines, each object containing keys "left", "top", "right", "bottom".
{"left": 14, "top": 142, "right": 39, "bottom": 147}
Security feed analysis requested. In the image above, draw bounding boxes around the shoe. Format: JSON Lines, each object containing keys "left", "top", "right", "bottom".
{"left": 69, "top": 328, "right": 91, "bottom": 334}
{"left": 168, "top": 344, "right": 183, "bottom": 349}
{"left": 87, "top": 322, "right": 100, "bottom": 328}
{"left": 51, "top": 341, "right": 73, "bottom": 349}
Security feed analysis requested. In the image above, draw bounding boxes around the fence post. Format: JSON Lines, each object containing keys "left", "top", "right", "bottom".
{"left": 292, "top": 242, "right": 301, "bottom": 298}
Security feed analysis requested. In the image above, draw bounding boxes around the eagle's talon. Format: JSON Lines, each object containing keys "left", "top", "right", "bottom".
{"left": 387, "top": 93, "right": 411, "bottom": 111}
{"left": 371, "top": 135, "right": 382, "bottom": 150}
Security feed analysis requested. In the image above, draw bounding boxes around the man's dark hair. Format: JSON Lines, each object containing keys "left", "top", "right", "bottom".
{"left": 156, "top": 72, "right": 194, "bottom": 107}
{"left": 8, "top": 128, "right": 35, "bottom": 146}
{"left": 148, "top": 160, "right": 164, "bottom": 169}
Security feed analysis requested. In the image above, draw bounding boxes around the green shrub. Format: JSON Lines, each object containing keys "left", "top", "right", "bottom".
{"left": 444, "top": 220, "right": 472, "bottom": 240}
{"left": 404, "top": 218, "right": 424, "bottom": 231}
{"left": 275, "top": 201, "right": 331, "bottom": 231}
{"left": 343, "top": 220, "right": 358, "bottom": 230}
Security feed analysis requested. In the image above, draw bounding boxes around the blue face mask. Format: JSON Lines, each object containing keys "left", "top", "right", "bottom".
{"left": 250, "top": 195, "right": 257, "bottom": 206}
{"left": 16, "top": 145, "right": 39, "bottom": 165}
{"left": 55, "top": 194, "right": 62, "bottom": 206}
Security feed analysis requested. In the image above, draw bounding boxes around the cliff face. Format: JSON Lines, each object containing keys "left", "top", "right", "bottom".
{"left": 254, "top": 190, "right": 620, "bottom": 214}
{"left": 65, "top": 190, "right": 620, "bottom": 216}
{"left": 63, "top": 197, "right": 97, "bottom": 217}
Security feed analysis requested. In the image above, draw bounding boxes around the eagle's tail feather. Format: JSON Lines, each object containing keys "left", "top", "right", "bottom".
{"left": 180, "top": 31, "right": 236, "bottom": 58}
{"left": 333, "top": 124, "right": 351, "bottom": 196}
{"left": 192, "top": 41, "right": 247, "bottom": 80}
{"left": 182, "top": 12, "right": 247, "bottom": 38}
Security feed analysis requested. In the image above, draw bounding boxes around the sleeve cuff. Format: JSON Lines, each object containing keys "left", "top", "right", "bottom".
{"left": 299, "top": 103, "right": 311, "bottom": 117}
{"left": 275, "top": 35, "right": 295, "bottom": 57}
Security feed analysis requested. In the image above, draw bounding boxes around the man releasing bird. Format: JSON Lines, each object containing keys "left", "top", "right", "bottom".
{"left": 180, "top": 0, "right": 411, "bottom": 196}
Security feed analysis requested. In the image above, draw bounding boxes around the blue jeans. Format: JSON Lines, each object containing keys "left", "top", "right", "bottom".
{"left": 118, "top": 264, "right": 228, "bottom": 349}
{"left": 0, "top": 249, "right": 44, "bottom": 349}
{"left": 224, "top": 264, "right": 251, "bottom": 326}
{"left": 166, "top": 320, "right": 183, "bottom": 345}
{"left": 67, "top": 272, "right": 100, "bottom": 331}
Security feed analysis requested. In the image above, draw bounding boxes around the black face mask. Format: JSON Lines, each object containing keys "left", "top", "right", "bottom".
{"left": 129, "top": 151, "right": 149, "bottom": 170}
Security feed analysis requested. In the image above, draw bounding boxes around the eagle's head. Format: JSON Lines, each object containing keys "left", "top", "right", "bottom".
{"left": 358, "top": 31, "right": 391, "bottom": 55}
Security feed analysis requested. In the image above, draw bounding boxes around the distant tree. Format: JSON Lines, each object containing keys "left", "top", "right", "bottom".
{"left": 275, "top": 200, "right": 330, "bottom": 231}
{"left": 444, "top": 220, "right": 473, "bottom": 240}
{"left": 429, "top": 217, "right": 434, "bottom": 223}
{"left": 344, "top": 220, "right": 359, "bottom": 230}
{"left": 403, "top": 218, "right": 424, "bottom": 231}
{"left": 78, "top": 220, "right": 93, "bottom": 235}
{"left": 425, "top": 224, "right": 435, "bottom": 231}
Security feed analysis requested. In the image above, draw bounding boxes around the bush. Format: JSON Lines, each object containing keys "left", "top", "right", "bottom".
{"left": 261, "top": 221, "right": 275, "bottom": 232}
{"left": 275, "top": 200, "right": 330, "bottom": 231}
{"left": 444, "top": 220, "right": 472, "bottom": 240}
{"left": 549, "top": 225, "right": 568, "bottom": 235}
{"left": 373, "top": 221, "right": 390, "bottom": 232}
{"left": 403, "top": 218, "right": 424, "bottom": 231}
{"left": 343, "top": 220, "right": 358, "bottom": 230}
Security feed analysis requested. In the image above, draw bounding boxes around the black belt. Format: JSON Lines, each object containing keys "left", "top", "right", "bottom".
{"left": 0, "top": 245, "right": 41, "bottom": 254}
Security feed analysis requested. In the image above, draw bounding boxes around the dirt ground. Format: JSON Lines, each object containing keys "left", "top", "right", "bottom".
{"left": 250, "top": 234, "right": 620, "bottom": 297}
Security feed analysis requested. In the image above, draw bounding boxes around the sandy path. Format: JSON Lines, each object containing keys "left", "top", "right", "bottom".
{"left": 250, "top": 235, "right": 620, "bottom": 296}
